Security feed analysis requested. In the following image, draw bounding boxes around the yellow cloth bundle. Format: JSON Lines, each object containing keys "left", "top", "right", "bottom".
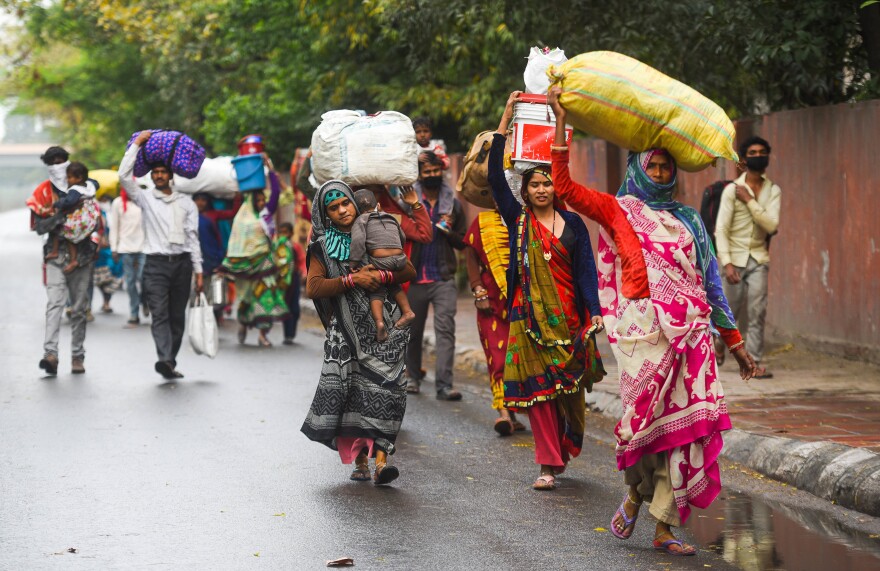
{"left": 547, "top": 51, "right": 738, "bottom": 172}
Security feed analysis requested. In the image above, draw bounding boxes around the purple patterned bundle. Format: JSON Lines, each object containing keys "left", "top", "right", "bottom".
{"left": 126, "top": 130, "right": 207, "bottom": 179}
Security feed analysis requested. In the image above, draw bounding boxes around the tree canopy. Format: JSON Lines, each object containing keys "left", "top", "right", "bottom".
{"left": 1, "top": 0, "right": 877, "bottom": 168}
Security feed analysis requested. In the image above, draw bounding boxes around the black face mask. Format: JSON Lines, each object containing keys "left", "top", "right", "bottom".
{"left": 422, "top": 175, "right": 443, "bottom": 189}
{"left": 745, "top": 155, "right": 769, "bottom": 172}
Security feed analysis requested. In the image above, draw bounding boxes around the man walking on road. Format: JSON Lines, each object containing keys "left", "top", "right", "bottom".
{"left": 37, "top": 146, "right": 96, "bottom": 376}
{"left": 715, "top": 136, "right": 781, "bottom": 379}
{"left": 405, "top": 151, "right": 466, "bottom": 401}
{"left": 109, "top": 188, "right": 146, "bottom": 327}
{"left": 118, "top": 131, "right": 203, "bottom": 379}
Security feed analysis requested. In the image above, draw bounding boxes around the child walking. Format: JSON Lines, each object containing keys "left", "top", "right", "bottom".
{"left": 275, "top": 222, "right": 302, "bottom": 345}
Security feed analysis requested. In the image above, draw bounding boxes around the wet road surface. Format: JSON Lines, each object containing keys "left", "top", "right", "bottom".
{"left": 2, "top": 207, "right": 879, "bottom": 570}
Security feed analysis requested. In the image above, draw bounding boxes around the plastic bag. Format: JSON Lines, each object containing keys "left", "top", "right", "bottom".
{"left": 188, "top": 293, "right": 218, "bottom": 358}
{"left": 172, "top": 156, "right": 240, "bottom": 198}
{"left": 310, "top": 110, "right": 419, "bottom": 186}
{"left": 547, "top": 51, "right": 738, "bottom": 172}
{"left": 524, "top": 47, "right": 567, "bottom": 94}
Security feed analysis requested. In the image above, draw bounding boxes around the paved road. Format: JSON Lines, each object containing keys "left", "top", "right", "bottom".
{"left": 3, "top": 207, "right": 878, "bottom": 570}
{"left": 0, "top": 208, "right": 742, "bottom": 570}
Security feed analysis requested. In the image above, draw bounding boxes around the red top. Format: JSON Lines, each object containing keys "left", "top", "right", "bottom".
{"left": 551, "top": 149, "right": 650, "bottom": 300}
{"left": 377, "top": 193, "right": 433, "bottom": 244}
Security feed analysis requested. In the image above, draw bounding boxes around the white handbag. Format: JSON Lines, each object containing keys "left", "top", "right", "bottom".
{"left": 188, "top": 293, "right": 219, "bottom": 358}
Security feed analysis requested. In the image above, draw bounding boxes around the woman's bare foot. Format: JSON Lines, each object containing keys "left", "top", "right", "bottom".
{"left": 394, "top": 311, "right": 416, "bottom": 329}
{"left": 376, "top": 322, "right": 388, "bottom": 342}
{"left": 45, "top": 251, "right": 59, "bottom": 261}
{"left": 62, "top": 260, "right": 79, "bottom": 274}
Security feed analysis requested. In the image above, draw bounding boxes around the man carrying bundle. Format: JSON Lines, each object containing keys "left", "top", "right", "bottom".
{"left": 118, "top": 130, "right": 204, "bottom": 380}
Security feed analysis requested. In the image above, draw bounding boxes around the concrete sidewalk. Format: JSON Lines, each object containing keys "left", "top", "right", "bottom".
{"left": 417, "top": 293, "right": 880, "bottom": 517}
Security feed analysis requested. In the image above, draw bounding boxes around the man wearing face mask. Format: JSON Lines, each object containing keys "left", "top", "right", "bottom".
{"left": 36, "top": 146, "right": 97, "bottom": 376}
{"left": 405, "top": 151, "right": 467, "bottom": 400}
{"left": 714, "top": 136, "right": 781, "bottom": 379}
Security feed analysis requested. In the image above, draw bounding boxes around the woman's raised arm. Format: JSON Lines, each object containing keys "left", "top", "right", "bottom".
{"left": 547, "top": 87, "right": 617, "bottom": 228}
{"left": 488, "top": 91, "right": 525, "bottom": 229}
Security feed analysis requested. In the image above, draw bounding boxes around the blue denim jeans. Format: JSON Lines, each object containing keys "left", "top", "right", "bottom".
{"left": 121, "top": 253, "right": 146, "bottom": 319}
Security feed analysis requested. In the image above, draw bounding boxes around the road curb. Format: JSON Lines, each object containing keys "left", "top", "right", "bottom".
{"left": 584, "top": 382, "right": 880, "bottom": 518}
{"left": 300, "top": 299, "right": 880, "bottom": 517}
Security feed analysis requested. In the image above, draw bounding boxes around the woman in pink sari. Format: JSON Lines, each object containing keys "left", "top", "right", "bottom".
{"left": 547, "top": 88, "right": 756, "bottom": 556}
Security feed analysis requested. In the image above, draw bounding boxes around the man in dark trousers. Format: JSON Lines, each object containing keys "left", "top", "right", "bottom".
{"left": 405, "top": 151, "right": 467, "bottom": 400}
{"left": 118, "top": 131, "right": 203, "bottom": 379}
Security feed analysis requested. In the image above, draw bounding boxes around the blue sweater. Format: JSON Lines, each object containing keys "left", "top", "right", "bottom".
{"left": 487, "top": 133, "right": 602, "bottom": 322}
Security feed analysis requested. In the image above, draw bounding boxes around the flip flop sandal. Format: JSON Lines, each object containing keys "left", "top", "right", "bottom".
{"left": 653, "top": 538, "right": 696, "bottom": 556}
{"left": 494, "top": 417, "right": 514, "bottom": 436}
{"left": 609, "top": 493, "right": 640, "bottom": 540}
{"left": 511, "top": 419, "right": 527, "bottom": 432}
{"left": 373, "top": 464, "right": 400, "bottom": 486}
{"left": 349, "top": 468, "right": 371, "bottom": 481}
{"left": 532, "top": 474, "right": 556, "bottom": 490}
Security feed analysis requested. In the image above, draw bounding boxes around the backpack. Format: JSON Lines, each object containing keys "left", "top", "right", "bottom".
{"left": 455, "top": 130, "right": 497, "bottom": 209}
{"left": 700, "top": 180, "right": 731, "bottom": 242}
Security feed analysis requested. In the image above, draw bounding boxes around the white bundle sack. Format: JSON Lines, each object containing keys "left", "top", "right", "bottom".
{"left": 524, "top": 47, "right": 567, "bottom": 94}
{"left": 172, "top": 156, "right": 239, "bottom": 198}
{"left": 311, "top": 110, "right": 419, "bottom": 186}
{"left": 188, "top": 293, "right": 219, "bottom": 358}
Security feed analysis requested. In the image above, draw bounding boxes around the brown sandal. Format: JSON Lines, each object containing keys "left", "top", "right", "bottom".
{"left": 373, "top": 463, "right": 400, "bottom": 486}
{"left": 494, "top": 417, "right": 514, "bottom": 436}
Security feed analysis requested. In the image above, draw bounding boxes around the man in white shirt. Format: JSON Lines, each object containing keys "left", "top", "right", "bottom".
{"left": 118, "top": 130, "right": 203, "bottom": 379}
{"left": 714, "top": 136, "right": 781, "bottom": 379}
{"left": 109, "top": 190, "right": 146, "bottom": 327}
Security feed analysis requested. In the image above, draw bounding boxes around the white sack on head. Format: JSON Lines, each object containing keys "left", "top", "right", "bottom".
{"left": 524, "top": 47, "right": 567, "bottom": 94}
{"left": 310, "top": 110, "right": 419, "bottom": 186}
{"left": 172, "top": 156, "right": 240, "bottom": 198}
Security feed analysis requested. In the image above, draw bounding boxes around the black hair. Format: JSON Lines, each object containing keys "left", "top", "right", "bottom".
{"left": 41, "top": 146, "right": 69, "bottom": 165}
{"left": 192, "top": 192, "right": 213, "bottom": 209}
{"left": 412, "top": 116, "right": 432, "bottom": 130}
{"left": 353, "top": 188, "right": 378, "bottom": 213}
{"left": 279, "top": 222, "right": 294, "bottom": 233}
{"left": 250, "top": 190, "right": 265, "bottom": 211}
{"left": 418, "top": 150, "right": 443, "bottom": 171}
{"left": 66, "top": 161, "right": 88, "bottom": 182}
{"left": 739, "top": 136, "right": 771, "bottom": 158}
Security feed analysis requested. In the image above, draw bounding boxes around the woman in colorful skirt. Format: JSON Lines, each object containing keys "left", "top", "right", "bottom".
{"left": 301, "top": 181, "right": 416, "bottom": 485}
{"left": 222, "top": 161, "right": 289, "bottom": 346}
{"left": 547, "top": 87, "right": 756, "bottom": 555}
{"left": 490, "top": 91, "right": 606, "bottom": 490}
{"left": 464, "top": 208, "right": 524, "bottom": 435}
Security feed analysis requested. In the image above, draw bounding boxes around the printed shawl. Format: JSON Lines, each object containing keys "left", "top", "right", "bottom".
{"left": 599, "top": 195, "right": 732, "bottom": 525}
{"left": 301, "top": 181, "right": 411, "bottom": 454}
{"left": 617, "top": 151, "right": 735, "bottom": 329}
{"left": 476, "top": 210, "right": 510, "bottom": 300}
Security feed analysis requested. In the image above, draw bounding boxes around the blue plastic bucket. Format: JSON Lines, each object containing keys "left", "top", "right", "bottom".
{"left": 231, "top": 154, "right": 266, "bottom": 191}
